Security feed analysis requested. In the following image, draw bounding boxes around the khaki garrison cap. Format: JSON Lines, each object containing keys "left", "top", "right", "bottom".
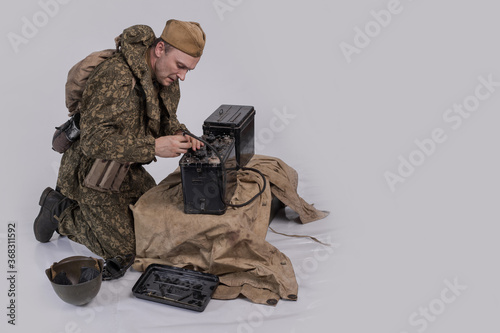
{"left": 161, "top": 19, "right": 206, "bottom": 57}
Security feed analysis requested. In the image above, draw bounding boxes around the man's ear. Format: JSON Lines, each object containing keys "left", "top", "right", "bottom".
{"left": 154, "top": 42, "right": 164, "bottom": 58}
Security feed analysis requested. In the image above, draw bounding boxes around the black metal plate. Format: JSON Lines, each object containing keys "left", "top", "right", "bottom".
{"left": 132, "top": 264, "right": 219, "bottom": 312}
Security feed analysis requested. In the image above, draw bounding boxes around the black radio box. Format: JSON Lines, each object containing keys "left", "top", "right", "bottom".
{"left": 203, "top": 105, "right": 255, "bottom": 168}
{"left": 179, "top": 135, "right": 236, "bottom": 215}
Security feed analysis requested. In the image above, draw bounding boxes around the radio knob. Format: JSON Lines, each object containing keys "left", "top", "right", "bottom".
{"left": 206, "top": 134, "right": 216, "bottom": 143}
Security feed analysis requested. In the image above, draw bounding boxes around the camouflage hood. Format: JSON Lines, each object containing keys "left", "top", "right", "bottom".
{"left": 117, "top": 25, "right": 181, "bottom": 137}
{"left": 119, "top": 25, "right": 155, "bottom": 83}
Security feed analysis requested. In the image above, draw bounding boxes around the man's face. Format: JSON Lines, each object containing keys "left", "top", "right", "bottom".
{"left": 152, "top": 42, "right": 201, "bottom": 86}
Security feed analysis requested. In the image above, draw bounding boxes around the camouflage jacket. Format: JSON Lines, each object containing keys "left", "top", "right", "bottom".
{"left": 57, "top": 25, "right": 187, "bottom": 205}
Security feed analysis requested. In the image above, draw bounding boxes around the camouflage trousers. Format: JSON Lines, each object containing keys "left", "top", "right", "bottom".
{"left": 57, "top": 196, "right": 138, "bottom": 259}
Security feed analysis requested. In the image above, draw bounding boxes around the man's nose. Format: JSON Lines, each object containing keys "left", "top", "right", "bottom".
{"left": 177, "top": 70, "right": 187, "bottom": 81}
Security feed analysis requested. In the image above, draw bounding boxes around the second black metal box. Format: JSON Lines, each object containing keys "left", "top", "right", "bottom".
{"left": 203, "top": 105, "right": 255, "bottom": 168}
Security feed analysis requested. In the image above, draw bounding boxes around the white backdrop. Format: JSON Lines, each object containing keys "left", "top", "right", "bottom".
{"left": 1, "top": 0, "right": 499, "bottom": 332}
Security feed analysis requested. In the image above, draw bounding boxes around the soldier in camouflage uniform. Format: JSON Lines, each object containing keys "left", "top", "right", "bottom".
{"left": 34, "top": 20, "right": 206, "bottom": 279}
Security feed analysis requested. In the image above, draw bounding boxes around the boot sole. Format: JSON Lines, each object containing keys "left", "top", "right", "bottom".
{"left": 34, "top": 187, "right": 55, "bottom": 243}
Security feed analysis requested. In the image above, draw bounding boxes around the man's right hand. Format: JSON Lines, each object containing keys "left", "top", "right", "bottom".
{"left": 155, "top": 135, "right": 192, "bottom": 158}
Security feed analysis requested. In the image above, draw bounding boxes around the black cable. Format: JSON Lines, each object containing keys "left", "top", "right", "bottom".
{"left": 182, "top": 131, "right": 267, "bottom": 208}
{"left": 224, "top": 165, "right": 266, "bottom": 208}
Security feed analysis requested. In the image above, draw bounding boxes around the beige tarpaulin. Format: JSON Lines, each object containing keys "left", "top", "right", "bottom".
{"left": 131, "top": 155, "right": 329, "bottom": 305}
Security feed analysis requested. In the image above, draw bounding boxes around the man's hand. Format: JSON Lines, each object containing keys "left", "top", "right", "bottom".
{"left": 176, "top": 130, "right": 204, "bottom": 152}
{"left": 186, "top": 134, "right": 204, "bottom": 151}
{"left": 155, "top": 135, "right": 193, "bottom": 158}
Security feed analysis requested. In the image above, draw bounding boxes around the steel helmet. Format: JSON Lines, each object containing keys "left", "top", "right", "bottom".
{"left": 46, "top": 256, "right": 104, "bottom": 306}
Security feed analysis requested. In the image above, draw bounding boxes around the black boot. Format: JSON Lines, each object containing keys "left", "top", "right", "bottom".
{"left": 102, "top": 254, "right": 136, "bottom": 281}
{"left": 33, "top": 187, "right": 73, "bottom": 243}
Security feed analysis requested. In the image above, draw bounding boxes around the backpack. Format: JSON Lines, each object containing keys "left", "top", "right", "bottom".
{"left": 65, "top": 49, "right": 117, "bottom": 116}
{"left": 52, "top": 49, "right": 117, "bottom": 153}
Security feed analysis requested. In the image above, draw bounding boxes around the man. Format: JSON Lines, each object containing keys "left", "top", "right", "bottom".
{"left": 33, "top": 20, "right": 205, "bottom": 279}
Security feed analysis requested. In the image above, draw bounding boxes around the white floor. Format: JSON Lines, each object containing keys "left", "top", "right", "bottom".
{"left": 2, "top": 1, "right": 500, "bottom": 332}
